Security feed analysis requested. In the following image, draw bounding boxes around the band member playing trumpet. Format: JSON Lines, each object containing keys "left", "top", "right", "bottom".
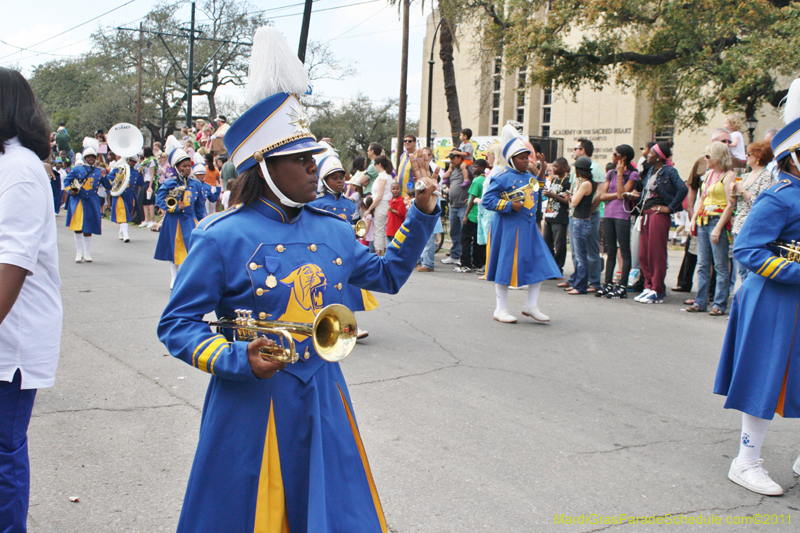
{"left": 157, "top": 26, "right": 439, "bottom": 533}
{"left": 309, "top": 141, "right": 377, "bottom": 340}
{"left": 482, "top": 123, "right": 562, "bottom": 323}
{"left": 155, "top": 149, "right": 205, "bottom": 288}
{"left": 714, "top": 78, "right": 800, "bottom": 496}
{"left": 191, "top": 163, "right": 220, "bottom": 220}
{"left": 108, "top": 156, "right": 142, "bottom": 242}
{"left": 63, "top": 146, "right": 111, "bottom": 262}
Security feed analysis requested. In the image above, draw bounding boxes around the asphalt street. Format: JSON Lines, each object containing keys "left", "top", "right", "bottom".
{"left": 26, "top": 215, "right": 800, "bottom": 532}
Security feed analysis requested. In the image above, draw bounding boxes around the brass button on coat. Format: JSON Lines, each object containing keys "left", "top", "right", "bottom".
{"left": 249, "top": 262, "right": 258, "bottom": 270}
{"left": 308, "top": 244, "right": 317, "bottom": 252}
{"left": 256, "top": 288, "right": 264, "bottom": 296}
{"left": 258, "top": 312, "right": 267, "bottom": 320}
{"left": 335, "top": 283, "right": 342, "bottom": 290}
{"left": 303, "top": 347, "right": 310, "bottom": 360}
{"left": 334, "top": 258, "right": 342, "bottom": 265}
{"left": 276, "top": 245, "right": 285, "bottom": 252}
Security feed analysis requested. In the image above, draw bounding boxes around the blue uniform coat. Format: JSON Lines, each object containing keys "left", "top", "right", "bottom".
{"left": 154, "top": 176, "right": 205, "bottom": 264}
{"left": 63, "top": 165, "right": 111, "bottom": 234}
{"left": 109, "top": 167, "right": 142, "bottom": 224}
{"left": 157, "top": 197, "right": 438, "bottom": 533}
{"left": 308, "top": 191, "right": 377, "bottom": 311}
{"left": 482, "top": 167, "right": 561, "bottom": 286}
{"left": 714, "top": 172, "right": 800, "bottom": 419}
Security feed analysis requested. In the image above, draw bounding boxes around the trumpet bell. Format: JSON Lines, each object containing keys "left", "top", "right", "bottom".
{"left": 354, "top": 219, "right": 367, "bottom": 238}
{"left": 313, "top": 304, "right": 357, "bottom": 362}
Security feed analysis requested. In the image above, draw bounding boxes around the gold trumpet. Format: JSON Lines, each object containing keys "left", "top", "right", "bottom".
{"left": 207, "top": 304, "right": 358, "bottom": 364}
{"left": 354, "top": 219, "right": 367, "bottom": 238}
{"left": 771, "top": 240, "right": 800, "bottom": 263}
{"left": 501, "top": 177, "right": 540, "bottom": 202}
{"left": 66, "top": 179, "right": 83, "bottom": 196}
{"left": 165, "top": 185, "right": 187, "bottom": 209}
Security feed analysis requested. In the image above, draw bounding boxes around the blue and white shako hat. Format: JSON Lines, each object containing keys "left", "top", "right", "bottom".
{"left": 169, "top": 148, "right": 191, "bottom": 170}
{"left": 500, "top": 122, "right": 530, "bottom": 163}
{"left": 314, "top": 140, "right": 345, "bottom": 193}
{"left": 772, "top": 79, "right": 800, "bottom": 168}
{"left": 224, "top": 26, "right": 325, "bottom": 208}
{"left": 191, "top": 163, "right": 206, "bottom": 177}
{"left": 82, "top": 146, "right": 98, "bottom": 157}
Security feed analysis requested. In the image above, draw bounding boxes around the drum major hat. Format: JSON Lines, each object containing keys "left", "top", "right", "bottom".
{"left": 169, "top": 148, "right": 191, "bottom": 169}
{"left": 192, "top": 163, "right": 206, "bottom": 177}
{"left": 500, "top": 122, "right": 530, "bottom": 161}
{"left": 223, "top": 26, "right": 325, "bottom": 208}
{"left": 773, "top": 79, "right": 800, "bottom": 166}
{"left": 82, "top": 146, "right": 98, "bottom": 157}
{"left": 313, "top": 141, "right": 345, "bottom": 180}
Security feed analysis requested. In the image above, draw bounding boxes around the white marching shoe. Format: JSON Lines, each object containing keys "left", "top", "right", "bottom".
{"left": 793, "top": 454, "right": 800, "bottom": 476}
{"left": 83, "top": 253, "right": 92, "bottom": 263}
{"left": 493, "top": 309, "right": 517, "bottom": 323}
{"left": 728, "top": 458, "right": 783, "bottom": 496}
{"left": 75, "top": 252, "right": 83, "bottom": 263}
{"left": 522, "top": 306, "right": 550, "bottom": 322}
{"left": 357, "top": 328, "right": 369, "bottom": 340}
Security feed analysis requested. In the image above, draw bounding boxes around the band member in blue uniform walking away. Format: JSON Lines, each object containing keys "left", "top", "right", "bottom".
{"left": 155, "top": 148, "right": 205, "bottom": 289}
{"left": 714, "top": 78, "right": 800, "bottom": 497}
{"left": 157, "top": 26, "right": 439, "bottom": 533}
{"left": 192, "top": 163, "right": 221, "bottom": 219}
{"left": 309, "top": 141, "right": 377, "bottom": 339}
{"left": 108, "top": 156, "right": 142, "bottom": 243}
{"left": 63, "top": 146, "right": 111, "bottom": 263}
{"left": 482, "top": 123, "right": 562, "bottom": 323}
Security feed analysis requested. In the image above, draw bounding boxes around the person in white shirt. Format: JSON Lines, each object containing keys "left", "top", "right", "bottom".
{"left": 0, "top": 67, "right": 63, "bottom": 533}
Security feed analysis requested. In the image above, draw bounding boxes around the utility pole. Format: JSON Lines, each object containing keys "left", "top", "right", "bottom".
{"left": 397, "top": 0, "right": 410, "bottom": 154}
{"left": 137, "top": 22, "right": 143, "bottom": 129}
{"left": 186, "top": 1, "right": 196, "bottom": 128}
{"left": 297, "top": 0, "right": 314, "bottom": 62}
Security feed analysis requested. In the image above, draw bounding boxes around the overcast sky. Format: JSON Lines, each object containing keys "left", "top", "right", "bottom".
{"left": 0, "top": 0, "right": 429, "bottom": 119}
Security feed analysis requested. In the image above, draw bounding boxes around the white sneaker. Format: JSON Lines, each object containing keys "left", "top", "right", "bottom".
{"left": 147, "top": 221, "right": 155, "bottom": 228}
{"left": 493, "top": 309, "right": 517, "bottom": 323}
{"left": 357, "top": 328, "right": 369, "bottom": 340}
{"left": 793, "top": 454, "right": 800, "bottom": 476}
{"left": 728, "top": 458, "right": 783, "bottom": 496}
{"left": 509, "top": 285, "right": 528, "bottom": 290}
{"left": 75, "top": 252, "right": 83, "bottom": 263}
{"left": 633, "top": 289, "right": 654, "bottom": 302}
{"left": 440, "top": 257, "right": 460, "bottom": 265}
{"left": 118, "top": 232, "right": 124, "bottom": 240}
{"left": 123, "top": 237, "right": 130, "bottom": 243}
{"left": 170, "top": 278, "right": 174, "bottom": 290}
{"left": 522, "top": 306, "right": 549, "bottom": 322}
{"left": 83, "top": 253, "right": 92, "bottom": 263}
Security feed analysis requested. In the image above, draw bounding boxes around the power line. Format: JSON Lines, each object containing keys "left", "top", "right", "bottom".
{"left": 323, "top": 4, "right": 389, "bottom": 43}
{"left": 268, "top": 0, "right": 381, "bottom": 20}
{"left": 0, "top": 0, "right": 142, "bottom": 61}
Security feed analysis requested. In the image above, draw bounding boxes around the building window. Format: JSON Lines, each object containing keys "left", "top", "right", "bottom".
{"left": 490, "top": 56, "right": 502, "bottom": 137}
{"left": 540, "top": 86, "right": 552, "bottom": 137}
{"left": 515, "top": 66, "right": 526, "bottom": 125}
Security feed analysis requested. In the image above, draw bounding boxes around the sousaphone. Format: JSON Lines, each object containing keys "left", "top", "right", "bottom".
{"left": 107, "top": 123, "right": 144, "bottom": 196}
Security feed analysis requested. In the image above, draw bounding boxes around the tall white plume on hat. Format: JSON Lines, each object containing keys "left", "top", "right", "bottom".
{"left": 500, "top": 122, "right": 528, "bottom": 163}
{"left": 246, "top": 26, "right": 310, "bottom": 107}
{"left": 245, "top": 25, "right": 313, "bottom": 208}
{"left": 781, "top": 78, "right": 800, "bottom": 125}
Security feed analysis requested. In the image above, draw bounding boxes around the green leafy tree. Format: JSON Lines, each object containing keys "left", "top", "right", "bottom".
{"left": 455, "top": 0, "right": 800, "bottom": 130}
{"left": 308, "top": 95, "right": 418, "bottom": 171}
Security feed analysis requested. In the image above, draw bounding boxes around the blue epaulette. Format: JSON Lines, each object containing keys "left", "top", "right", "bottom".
{"left": 197, "top": 203, "right": 243, "bottom": 230}
{"left": 305, "top": 204, "right": 353, "bottom": 224}
{"left": 767, "top": 179, "right": 792, "bottom": 193}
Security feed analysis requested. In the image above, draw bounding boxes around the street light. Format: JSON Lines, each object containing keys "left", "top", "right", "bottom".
{"left": 425, "top": 16, "right": 445, "bottom": 149}
{"left": 429, "top": 128, "right": 437, "bottom": 148}
{"left": 746, "top": 115, "right": 759, "bottom": 143}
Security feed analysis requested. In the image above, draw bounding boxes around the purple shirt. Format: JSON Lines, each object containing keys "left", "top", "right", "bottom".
{"left": 603, "top": 168, "right": 639, "bottom": 219}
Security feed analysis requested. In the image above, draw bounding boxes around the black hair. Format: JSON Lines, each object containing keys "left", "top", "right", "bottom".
{"left": 778, "top": 155, "right": 795, "bottom": 174}
{"left": 205, "top": 152, "right": 214, "bottom": 167}
{"left": 368, "top": 142, "right": 383, "bottom": 156}
{"left": 143, "top": 146, "right": 154, "bottom": 158}
{"left": 362, "top": 196, "right": 373, "bottom": 210}
{"left": 374, "top": 154, "right": 393, "bottom": 174}
{"left": 216, "top": 154, "right": 228, "bottom": 164}
{"left": 646, "top": 141, "right": 656, "bottom": 149}
{"left": 350, "top": 155, "right": 367, "bottom": 174}
{"left": 576, "top": 167, "right": 593, "bottom": 180}
{"left": 615, "top": 144, "right": 636, "bottom": 169}
{"left": 655, "top": 141, "right": 673, "bottom": 160}
{"left": 532, "top": 142, "right": 543, "bottom": 154}
{"left": 473, "top": 158, "right": 488, "bottom": 172}
{"left": 577, "top": 138, "right": 594, "bottom": 157}
{"left": 229, "top": 166, "right": 262, "bottom": 206}
{"left": 0, "top": 68, "right": 51, "bottom": 159}
{"left": 403, "top": 134, "right": 417, "bottom": 142}
{"left": 606, "top": 162, "right": 615, "bottom": 172}
{"left": 461, "top": 128, "right": 472, "bottom": 139}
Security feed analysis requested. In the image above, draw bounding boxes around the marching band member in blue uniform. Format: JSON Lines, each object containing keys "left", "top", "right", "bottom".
{"left": 155, "top": 148, "right": 205, "bottom": 289}
{"left": 192, "top": 163, "right": 221, "bottom": 219}
{"left": 309, "top": 141, "right": 377, "bottom": 339}
{"left": 157, "top": 26, "right": 439, "bottom": 533}
{"left": 482, "top": 123, "right": 562, "bottom": 323}
{"left": 63, "top": 146, "right": 111, "bottom": 262}
{"left": 108, "top": 155, "right": 142, "bottom": 243}
{"left": 714, "top": 79, "right": 800, "bottom": 496}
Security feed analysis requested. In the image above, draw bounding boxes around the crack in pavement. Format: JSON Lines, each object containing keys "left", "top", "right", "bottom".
{"left": 570, "top": 439, "right": 683, "bottom": 456}
{"left": 377, "top": 307, "right": 462, "bottom": 365}
{"left": 64, "top": 329, "right": 202, "bottom": 413}
{"left": 350, "top": 363, "right": 461, "bottom": 386}
{"left": 33, "top": 403, "right": 185, "bottom": 417}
